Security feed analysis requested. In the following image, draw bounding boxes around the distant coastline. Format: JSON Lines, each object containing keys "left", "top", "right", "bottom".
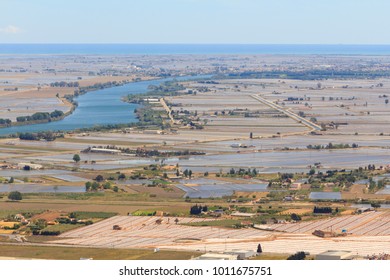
{"left": 2, "top": 44, "right": 390, "bottom": 55}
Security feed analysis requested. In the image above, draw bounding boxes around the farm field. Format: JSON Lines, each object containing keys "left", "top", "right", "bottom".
{"left": 268, "top": 211, "right": 390, "bottom": 236}
{"left": 47, "top": 213, "right": 390, "bottom": 256}
{"left": 1, "top": 54, "right": 390, "bottom": 260}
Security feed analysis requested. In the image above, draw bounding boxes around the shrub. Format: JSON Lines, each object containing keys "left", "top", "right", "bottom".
{"left": 8, "top": 191, "right": 22, "bottom": 201}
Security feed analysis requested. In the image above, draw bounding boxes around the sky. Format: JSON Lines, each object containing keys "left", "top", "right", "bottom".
{"left": 1, "top": 0, "right": 390, "bottom": 44}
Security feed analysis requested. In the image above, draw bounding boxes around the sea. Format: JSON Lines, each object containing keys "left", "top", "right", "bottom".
{"left": 1, "top": 44, "right": 390, "bottom": 55}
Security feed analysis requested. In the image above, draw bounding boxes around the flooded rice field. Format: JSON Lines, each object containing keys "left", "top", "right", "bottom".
{"left": 0, "top": 169, "right": 77, "bottom": 177}
{"left": 0, "top": 183, "right": 84, "bottom": 193}
{"left": 176, "top": 178, "right": 268, "bottom": 198}
{"left": 309, "top": 192, "right": 342, "bottom": 200}
{"left": 48, "top": 174, "right": 88, "bottom": 182}
{"left": 48, "top": 147, "right": 390, "bottom": 172}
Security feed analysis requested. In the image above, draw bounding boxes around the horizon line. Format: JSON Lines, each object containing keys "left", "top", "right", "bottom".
{"left": 2, "top": 43, "right": 390, "bottom": 46}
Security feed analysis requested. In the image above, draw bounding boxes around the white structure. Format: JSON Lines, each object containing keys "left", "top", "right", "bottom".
{"left": 315, "top": 250, "right": 353, "bottom": 260}
{"left": 90, "top": 148, "right": 121, "bottom": 154}
{"left": 193, "top": 253, "right": 237, "bottom": 260}
{"left": 230, "top": 143, "right": 242, "bottom": 148}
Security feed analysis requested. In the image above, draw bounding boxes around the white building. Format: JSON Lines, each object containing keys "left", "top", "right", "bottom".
{"left": 315, "top": 250, "right": 353, "bottom": 260}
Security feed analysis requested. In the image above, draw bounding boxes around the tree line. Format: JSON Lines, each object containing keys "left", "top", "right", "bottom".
{"left": 18, "top": 131, "right": 60, "bottom": 141}
{"left": 50, "top": 81, "right": 80, "bottom": 87}
{"left": 190, "top": 204, "right": 208, "bottom": 215}
{"left": 0, "top": 118, "right": 11, "bottom": 126}
{"left": 16, "top": 110, "right": 64, "bottom": 123}
{"left": 307, "top": 142, "right": 358, "bottom": 150}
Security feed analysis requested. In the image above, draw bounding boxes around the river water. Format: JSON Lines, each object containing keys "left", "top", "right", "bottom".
{"left": 0, "top": 76, "right": 203, "bottom": 135}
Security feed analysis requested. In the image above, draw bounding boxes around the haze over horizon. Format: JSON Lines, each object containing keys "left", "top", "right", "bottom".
{"left": 1, "top": 0, "right": 390, "bottom": 44}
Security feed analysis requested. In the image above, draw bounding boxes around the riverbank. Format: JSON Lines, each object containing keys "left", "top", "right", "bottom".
{"left": 0, "top": 99, "right": 76, "bottom": 130}
{"left": 0, "top": 77, "right": 202, "bottom": 136}
{"left": 0, "top": 77, "right": 146, "bottom": 134}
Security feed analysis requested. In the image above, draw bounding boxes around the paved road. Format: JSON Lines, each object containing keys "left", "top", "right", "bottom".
{"left": 251, "top": 94, "right": 322, "bottom": 131}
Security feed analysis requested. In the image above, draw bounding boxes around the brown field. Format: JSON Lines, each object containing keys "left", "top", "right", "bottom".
{"left": 279, "top": 208, "right": 312, "bottom": 215}
{"left": 234, "top": 191, "right": 269, "bottom": 199}
{"left": 30, "top": 211, "right": 64, "bottom": 222}
{"left": 0, "top": 229, "right": 14, "bottom": 234}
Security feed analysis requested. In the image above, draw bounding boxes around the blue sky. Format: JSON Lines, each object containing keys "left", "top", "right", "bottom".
{"left": 1, "top": 0, "right": 390, "bottom": 44}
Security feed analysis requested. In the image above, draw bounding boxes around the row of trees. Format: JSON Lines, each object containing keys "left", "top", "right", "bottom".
{"left": 190, "top": 204, "right": 208, "bottom": 215}
{"left": 228, "top": 168, "right": 258, "bottom": 177}
{"left": 50, "top": 81, "right": 80, "bottom": 87}
{"left": 16, "top": 110, "right": 64, "bottom": 123}
{"left": 287, "top": 251, "right": 306, "bottom": 260}
{"left": 307, "top": 143, "right": 358, "bottom": 149}
{"left": 0, "top": 118, "right": 11, "bottom": 125}
{"left": 182, "top": 169, "right": 193, "bottom": 178}
{"left": 313, "top": 206, "right": 333, "bottom": 214}
{"left": 85, "top": 181, "right": 119, "bottom": 192}
{"left": 19, "top": 131, "right": 58, "bottom": 141}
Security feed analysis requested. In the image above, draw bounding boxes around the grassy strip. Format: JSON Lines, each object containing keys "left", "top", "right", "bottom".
{"left": 0, "top": 245, "right": 201, "bottom": 260}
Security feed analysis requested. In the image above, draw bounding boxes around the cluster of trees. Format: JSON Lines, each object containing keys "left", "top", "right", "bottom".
{"left": 30, "top": 219, "right": 48, "bottom": 235}
{"left": 50, "top": 81, "right": 80, "bottom": 87}
{"left": 287, "top": 251, "right": 306, "bottom": 260}
{"left": 56, "top": 216, "right": 93, "bottom": 225}
{"left": 280, "top": 173, "right": 294, "bottom": 180}
{"left": 190, "top": 204, "right": 208, "bottom": 215}
{"left": 85, "top": 181, "right": 100, "bottom": 192}
{"left": 306, "top": 167, "right": 383, "bottom": 188}
{"left": 148, "top": 81, "right": 185, "bottom": 94}
{"left": 8, "top": 191, "right": 22, "bottom": 201}
{"left": 307, "top": 143, "right": 358, "bottom": 150}
{"left": 16, "top": 110, "right": 64, "bottom": 123}
{"left": 368, "top": 178, "right": 386, "bottom": 191}
{"left": 85, "top": 180, "right": 119, "bottom": 192}
{"left": 129, "top": 81, "right": 189, "bottom": 105}
{"left": 182, "top": 169, "right": 193, "bottom": 178}
{"left": 38, "top": 215, "right": 93, "bottom": 236}
{"left": 313, "top": 206, "right": 333, "bottom": 214}
{"left": 228, "top": 168, "right": 258, "bottom": 177}
{"left": 19, "top": 131, "right": 59, "bottom": 141}
{"left": 367, "top": 164, "right": 376, "bottom": 170}
{"left": 4, "top": 87, "right": 18, "bottom": 91}
{"left": 0, "top": 118, "right": 11, "bottom": 126}
{"left": 290, "top": 213, "right": 302, "bottom": 221}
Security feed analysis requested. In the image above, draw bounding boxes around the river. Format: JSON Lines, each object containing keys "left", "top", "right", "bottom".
{"left": 0, "top": 76, "right": 204, "bottom": 135}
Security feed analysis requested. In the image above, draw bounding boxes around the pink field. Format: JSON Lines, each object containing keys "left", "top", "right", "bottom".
{"left": 49, "top": 213, "right": 390, "bottom": 256}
